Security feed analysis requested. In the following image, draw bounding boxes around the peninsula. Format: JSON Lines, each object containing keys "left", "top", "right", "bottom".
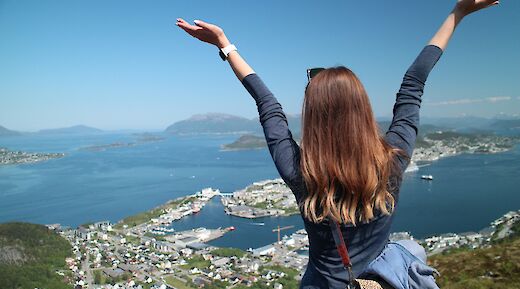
{"left": 411, "top": 131, "right": 518, "bottom": 162}
{"left": 221, "top": 179, "right": 299, "bottom": 218}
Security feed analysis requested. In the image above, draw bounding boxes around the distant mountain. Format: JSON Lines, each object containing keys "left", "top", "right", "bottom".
{"left": 0, "top": 125, "right": 21, "bottom": 137}
{"left": 490, "top": 119, "right": 520, "bottom": 135}
{"left": 38, "top": 125, "right": 103, "bottom": 135}
{"left": 421, "top": 116, "right": 495, "bottom": 129}
{"left": 166, "top": 113, "right": 302, "bottom": 135}
{"left": 421, "top": 116, "right": 520, "bottom": 135}
{"left": 167, "top": 113, "right": 520, "bottom": 136}
{"left": 165, "top": 113, "right": 260, "bottom": 135}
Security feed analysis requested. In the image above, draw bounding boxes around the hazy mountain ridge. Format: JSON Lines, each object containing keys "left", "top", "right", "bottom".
{"left": 421, "top": 116, "right": 520, "bottom": 135}
{"left": 167, "top": 113, "right": 520, "bottom": 136}
{"left": 491, "top": 119, "right": 520, "bottom": 134}
{"left": 0, "top": 125, "right": 21, "bottom": 137}
{"left": 37, "top": 125, "right": 103, "bottom": 135}
{"left": 165, "top": 113, "right": 259, "bottom": 135}
{"left": 165, "top": 113, "right": 301, "bottom": 135}
{"left": 2, "top": 114, "right": 518, "bottom": 137}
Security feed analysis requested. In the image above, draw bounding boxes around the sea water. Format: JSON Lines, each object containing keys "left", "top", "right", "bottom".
{"left": 0, "top": 133, "right": 519, "bottom": 249}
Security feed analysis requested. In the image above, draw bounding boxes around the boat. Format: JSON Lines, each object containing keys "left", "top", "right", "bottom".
{"left": 251, "top": 222, "right": 265, "bottom": 226}
{"left": 421, "top": 175, "right": 433, "bottom": 180}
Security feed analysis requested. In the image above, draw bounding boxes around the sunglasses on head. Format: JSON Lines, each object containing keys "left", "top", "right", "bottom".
{"left": 307, "top": 68, "right": 325, "bottom": 82}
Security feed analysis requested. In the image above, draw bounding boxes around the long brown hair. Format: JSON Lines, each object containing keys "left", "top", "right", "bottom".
{"left": 300, "top": 67, "right": 402, "bottom": 225}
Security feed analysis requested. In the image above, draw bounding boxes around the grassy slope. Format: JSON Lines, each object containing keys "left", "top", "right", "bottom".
{"left": 430, "top": 236, "right": 520, "bottom": 289}
{"left": 0, "top": 222, "right": 72, "bottom": 289}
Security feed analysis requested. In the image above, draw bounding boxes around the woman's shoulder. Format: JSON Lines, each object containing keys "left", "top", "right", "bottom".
{"left": 302, "top": 208, "right": 394, "bottom": 231}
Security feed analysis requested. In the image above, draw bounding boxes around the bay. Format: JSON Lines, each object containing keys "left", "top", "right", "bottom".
{"left": 0, "top": 133, "right": 519, "bottom": 249}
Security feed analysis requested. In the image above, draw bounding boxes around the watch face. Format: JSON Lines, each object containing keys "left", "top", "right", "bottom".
{"left": 219, "top": 50, "right": 226, "bottom": 61}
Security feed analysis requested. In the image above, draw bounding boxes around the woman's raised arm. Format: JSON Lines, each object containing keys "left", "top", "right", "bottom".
{"left": 385, "top": 0, "right": 499, "bottom": 171}
{"left": 176, "top": 18, "right": 303, "bottom": 196}
{"left": 429, "top": 0, "right": 499, "bottom": 51}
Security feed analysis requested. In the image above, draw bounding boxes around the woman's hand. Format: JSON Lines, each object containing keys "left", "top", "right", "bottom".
{"left": 176, "top": 18, "right": 231, "bottom": 48}
{"left": 454, "top": 0, "right": 499, "bottom": 18}
{"left": 429, "top": 0, "right": 499, "bottom": 50}
{"left": 176, "top": 18, "right": 253, "bottom": 80}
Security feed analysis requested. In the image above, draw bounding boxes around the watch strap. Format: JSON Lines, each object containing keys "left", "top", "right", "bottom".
{"left": 219, "top": 44, "right": 237, "bottom": 61}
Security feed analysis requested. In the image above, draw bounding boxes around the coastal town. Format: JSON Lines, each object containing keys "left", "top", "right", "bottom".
{"left": 46, "top": 178, "right": 520, "bottom": 289}
{"left": 51, "top": 186, "right": 308, "bottom": 289}
{"left": 0, "top": 147, "right": 64, "bottom": 165}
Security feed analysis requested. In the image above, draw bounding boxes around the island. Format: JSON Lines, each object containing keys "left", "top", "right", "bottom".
{"left": 220, "top": 134, "right": 266, "bottom": 151}
{"left": 80, "top": 133, "right": 165, "bottom": 152}
{"left": 0, "top": 147, "right": 64, "bottom": 165}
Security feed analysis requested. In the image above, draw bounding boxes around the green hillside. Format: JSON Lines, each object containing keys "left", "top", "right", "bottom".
{"left": 0, "top": 222, "right": 72, "bottom": 289}
{"left": 430, "top": 224, "right": 520, "bottom": 289}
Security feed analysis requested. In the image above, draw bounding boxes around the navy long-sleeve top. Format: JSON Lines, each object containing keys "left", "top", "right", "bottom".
{"left": 241, "top": 45, "right": 443, "bottom": 289}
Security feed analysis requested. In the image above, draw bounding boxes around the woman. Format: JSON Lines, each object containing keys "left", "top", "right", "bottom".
{"left": 177, "top": 1, "right": 499, "bottom": 288}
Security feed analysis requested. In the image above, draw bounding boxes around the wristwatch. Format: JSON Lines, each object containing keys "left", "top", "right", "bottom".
{"left": 219, "top": 44, "right": 237, "bottom": 61}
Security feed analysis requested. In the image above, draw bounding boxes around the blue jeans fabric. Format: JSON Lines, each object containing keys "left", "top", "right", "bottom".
{"left": 360, "top": 240, "right": 439, "bottom": 289}
{"left": 301, "top": 240, "right": 439, "bottom": 289}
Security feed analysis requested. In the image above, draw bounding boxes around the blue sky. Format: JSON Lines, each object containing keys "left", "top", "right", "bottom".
{"left": 0, "top": 0, "right": 519, "bottom": 131}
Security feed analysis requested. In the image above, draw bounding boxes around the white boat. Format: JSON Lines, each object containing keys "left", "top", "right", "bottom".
{"left": 421, "top": 175, "right": 433, "bottom": 180}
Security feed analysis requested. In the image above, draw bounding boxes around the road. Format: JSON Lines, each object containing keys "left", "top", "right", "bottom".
{"left": 81, "top": 251, "right": 93, "bottom": 286}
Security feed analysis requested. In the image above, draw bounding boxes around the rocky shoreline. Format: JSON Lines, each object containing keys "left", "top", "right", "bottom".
{"left": 0, "top": 147, "right": 64, "bottom": 165}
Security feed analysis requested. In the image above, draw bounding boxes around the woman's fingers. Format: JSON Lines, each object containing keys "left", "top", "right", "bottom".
{"left": 176, "top": 19, "right": 200, "bottom": 31}
{"left": 478, "top": 0, "right": 499, "bottom": 9}
{"left": 455, "top": 0, "right": 499, "bottom": 16}
{"left": 193, "top": 19, "right": 211, "bottom": 28}
{"left": 482, "top": 0, "right": 499, "bottom": 5}
{"left": 176, "top": 18, "right": 191, "bottom": 28}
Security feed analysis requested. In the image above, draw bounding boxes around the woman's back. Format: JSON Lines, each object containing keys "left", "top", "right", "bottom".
{"left": 241, "top": 45, "right": 443, "bottom": 289}
{"left": 302, "top": 208, "right": 396, "bottom": 288}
